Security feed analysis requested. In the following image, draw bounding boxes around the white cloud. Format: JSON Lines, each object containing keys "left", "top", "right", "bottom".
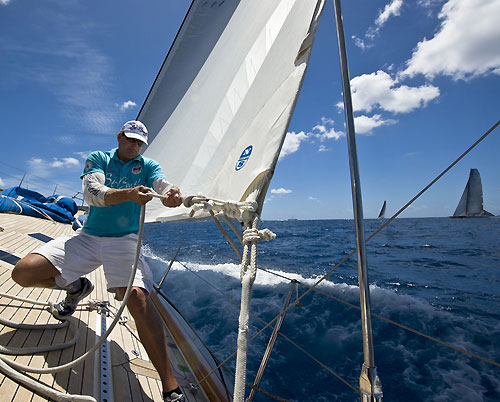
{"left": 0, "top": 0, "right": 11, "bottom": 5}
{"left": 0, "top": 177, "right": 4, "bottom": 186}
{"left": 280, "top": 118, "right": 345, "bottom": 158}
{"left": 271, "top": 188, "right": 292, "bottom": 194}
{"left": 312, "top": 117, "right": 344, "bottom": 141}
{"left": 308, "top": 196, "right": 318, "bottom": 201}
{"left": 50, "top": 157, "right": 80, "bottom": 168}
{"left": 351, "top": 70, "right": 439, "bottom": 113}
{"left": 354, "top": 114, "right": 396, "bottom": 134}
{"left": 353, "top": 36, "right": 369, "bottom": 50}
{"left": 28, "top": 158, "right": 51, "bottom": 178}
{"left": 28, "top": 156, "right": 81, "bottom": 178}
{"left": 376, "top": 0, "right": 404, "bottom": 26}
{"left": 418, "top": 0, "right": 441, "bottom": 6}
{"left": 74, "top": 151, "right": 92, "bottom": 160}
{"left": 319, "top": 117, "right": 334, "bottom": 125}
{"left": 55, "top": 135, "right": 78, "bottom": 145}
{"left": 279, "top": 131, "right": 309, "bottom": 159}
{"left": 354, "top": 0, "right": 404, "bottom": 49}
{"left": 119, "top": 100, "right": 137, "bottom": 111}
{"left": 402, "top": 0, "right": 500, "bottom": 79}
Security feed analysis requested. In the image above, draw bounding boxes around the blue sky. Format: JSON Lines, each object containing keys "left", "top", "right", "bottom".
{"left": 1, "top": 0, "right": 499, "bottom": 220}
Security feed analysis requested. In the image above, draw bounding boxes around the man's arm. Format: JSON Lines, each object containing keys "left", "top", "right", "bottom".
{"left": 152, "top": 178, "right": 182, "bottom": 208}
{"left": 104, "top": 186, "right": 154, "bottom": 206}
{"left": 82, "top": 173, "right": 153, "bottom": 206}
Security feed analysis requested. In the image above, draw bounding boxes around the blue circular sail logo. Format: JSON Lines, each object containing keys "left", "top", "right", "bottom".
{"left": 235, "top": 145, "right": 253, "bottom": 171}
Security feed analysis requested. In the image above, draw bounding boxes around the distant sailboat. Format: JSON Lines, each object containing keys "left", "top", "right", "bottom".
{"left": 452, "top": 168, "right": 493, "bottom": 218}
{"left": 378, "top": 200, "right": 386, "bottom": 219}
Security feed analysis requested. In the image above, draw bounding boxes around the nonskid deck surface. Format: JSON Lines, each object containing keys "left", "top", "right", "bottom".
{"left": 0, "top": 213, "right": 205, "bottom": 402}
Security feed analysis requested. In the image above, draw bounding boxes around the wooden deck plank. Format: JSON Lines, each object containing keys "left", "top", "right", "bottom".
{"left": 0, "top": 213, "right": 214, "bottom": 402}
{"left": 81, "top": 296, "right": 97, "bottom": 399}
{"left": 30, "top": 289, "right": 69, "bottom": 397}
{"left": 65, "top": 302, "right": 90, "bottom": 397}
{"left": 1, "top": 234, "right": 27, "bottom": 253}
{"left": 12, "top": 237, "right": 39, "bottom": 257}
{"left": 9, "top": 287, "right": 46, "bottom": 394}
{"left": 12, "top": 301, "right": 52, "bottom": 402}
{"left": 0, "top": 285, "right": 43, "bottom": 399}
{"left": 0, "top": 230, "right": 17, "bottom": 244}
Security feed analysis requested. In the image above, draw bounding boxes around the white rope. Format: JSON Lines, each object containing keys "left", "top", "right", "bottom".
{"left": 242, "top": 228, "right": 276, "bottom": 244}
{"left": 0, "top": 317, "right": 79, "bottom": 355}
{"left": 163, "top": 191, "right": 277, "bottom": 401}
{"left": 183, "top": 193, "right": 277, "bottom": 402}
{"left": 233, "top": 216, "right": 275, "bottom": 402}
{"left": 183, "top": 194, "right": 259, "bottom": 222}
{"left": 0, "top": 358, "right": 96, "bottom": 402}
{"left": 0, "top": 314, "right": 68, "bottom": 329}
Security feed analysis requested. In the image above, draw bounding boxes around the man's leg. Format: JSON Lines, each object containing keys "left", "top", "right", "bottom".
{"left": 12, "top": 253, "right": 59, "bottom": 288}
{"left": 117, "top": 287, "right": 180, "bottom": 398}
{"left": 12, "top": 253, "right": 94, "bottom": 319}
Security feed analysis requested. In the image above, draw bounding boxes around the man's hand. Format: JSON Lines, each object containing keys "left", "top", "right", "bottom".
{"left": 104, "top": 185, "right": 153, "bottom": 206}
{"left": 162, "top": 187, "right": 182, "bottom": 208}
{"left": 129, "top": 186, "right": 154, "bottom": 205}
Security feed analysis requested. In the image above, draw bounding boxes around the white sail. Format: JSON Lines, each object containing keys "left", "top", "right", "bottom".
{"left": 453, "top": 168, "right": 493, "bottom": 217}
{"left": 139, "top": 0, "right": 325, "bottom": 222}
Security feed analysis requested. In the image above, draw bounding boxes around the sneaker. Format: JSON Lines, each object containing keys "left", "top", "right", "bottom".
{"left": 52, "top": 278, "right": 94, "bottom": 320}
{"left": 163, "top": 390, "right": 185, "bottom": 402}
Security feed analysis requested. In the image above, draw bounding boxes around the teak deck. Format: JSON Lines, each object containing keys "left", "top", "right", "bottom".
{"left": 0, "top": 213, "right": 213, "bottom": 402}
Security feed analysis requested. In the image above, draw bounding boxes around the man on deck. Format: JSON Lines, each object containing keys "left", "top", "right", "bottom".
{"left": 12, "top": 120, "right": 185, "bottom": 402}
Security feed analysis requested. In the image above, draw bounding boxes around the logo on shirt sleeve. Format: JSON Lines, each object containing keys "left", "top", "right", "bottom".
{"left": 85, "top": 160, "right": 93, "bottom": 172}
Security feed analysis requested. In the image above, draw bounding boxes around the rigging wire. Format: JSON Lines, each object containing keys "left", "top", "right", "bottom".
{"left": 363, "top": 118, "right": 500, "bottom": 243}
{"left": 171, "top": 259, "right": 361, "bottom": 395}
{"left": 309, "top": 287, "right": 500, "bottom": 368}
{"left": 0, "top": 160, "right": 82, "bottom": 196}
{"left": 172, "top": 224, "right": 500, "bottom": 372}
{"left": 153, "top": 119, "right": 500, "bottom": 394}
{"left": 238, "top": 118, "right": 500, "bottom": 367}
{"left": 247, "top": 245, "right": 500, "bottom": 368}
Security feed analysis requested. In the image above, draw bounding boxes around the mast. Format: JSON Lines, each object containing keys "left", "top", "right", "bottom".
{"left": 332, "top": 0, "right": 382, "bottom": 400}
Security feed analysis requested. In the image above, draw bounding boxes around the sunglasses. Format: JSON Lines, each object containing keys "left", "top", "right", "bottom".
{"left": 121, "top": 133, "right": 145, "bottom": 147}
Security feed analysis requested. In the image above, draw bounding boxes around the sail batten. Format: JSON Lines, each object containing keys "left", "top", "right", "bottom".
{"left": 139, "top": 0, "right": 326, "bottom": 222}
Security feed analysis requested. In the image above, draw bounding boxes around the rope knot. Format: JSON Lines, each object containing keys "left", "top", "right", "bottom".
{"left": 242, "top": 227, "right": 276, "bottom": 245}
{"left": 184, "top": 194, "right": 259, "bottom": 222}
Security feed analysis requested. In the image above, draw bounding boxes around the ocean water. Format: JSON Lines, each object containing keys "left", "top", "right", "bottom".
{"left": 142, "top": 217, "right": 500, "bottom": 402}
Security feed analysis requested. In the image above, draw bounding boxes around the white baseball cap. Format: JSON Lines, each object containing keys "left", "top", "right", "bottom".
{"left": 121, "top": 120, "right": 148, "bottom": 145}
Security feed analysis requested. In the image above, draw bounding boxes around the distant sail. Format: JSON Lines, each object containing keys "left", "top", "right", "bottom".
{"left": 139, "top": 0, "right": 326, "bottom": 222}
{"left": 378, "top": 200, "right": 386, "bottom": 219}
{"left": 452, "top": 169, "right": 493, "bottom": 217}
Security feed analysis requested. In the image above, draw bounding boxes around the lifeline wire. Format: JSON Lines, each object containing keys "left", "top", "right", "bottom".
{"left": 165, "top": 119, "right": 500, "bottom": 395}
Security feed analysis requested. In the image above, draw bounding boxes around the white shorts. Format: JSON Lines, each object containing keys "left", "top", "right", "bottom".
{"left": 34, "top": 229, "right": 153, "bottom": 299}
